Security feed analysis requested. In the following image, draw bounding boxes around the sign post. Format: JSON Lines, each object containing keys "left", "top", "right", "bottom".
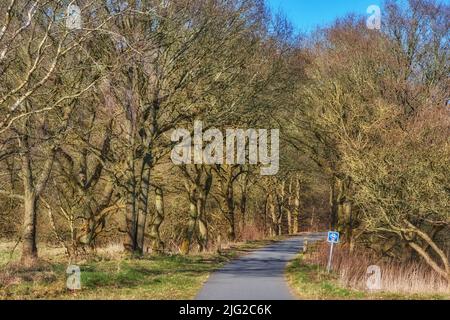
{"left": 326, "top": 231, "right": 340, "bottom": 273}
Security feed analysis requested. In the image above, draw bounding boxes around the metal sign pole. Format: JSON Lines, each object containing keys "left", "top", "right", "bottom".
{"left": 326, "top": 231, "right": 339, "bottom": 273}
{"left": 327, "top": 242, "right": 334, "bottom": 273}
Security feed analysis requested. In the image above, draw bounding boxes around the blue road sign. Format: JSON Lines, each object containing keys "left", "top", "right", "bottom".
{"left": 327, "top": 231, "right": 340, "bottom": 244}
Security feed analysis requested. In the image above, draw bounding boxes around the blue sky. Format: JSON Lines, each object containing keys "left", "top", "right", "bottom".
{"left": 266, "top": 0, "right": 449, "bottom": 32}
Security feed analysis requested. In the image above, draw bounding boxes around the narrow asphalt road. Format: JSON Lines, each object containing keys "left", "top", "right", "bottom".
{"left": 196, "top": 233, "right": 327, "bottom": 300}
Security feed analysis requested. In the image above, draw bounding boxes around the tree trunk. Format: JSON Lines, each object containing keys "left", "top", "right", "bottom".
{"left": 124, "top": 186, "right": 137, "bottom": 253}
{"left": 287, "top": 179, "right": 294, "bottom": 234}
{"left": 286, "top": 209, "right": 293, "bottom": 235}
{"left": 329, "top": 179, "right": 338, "bottom": 230}
{"left": 227, "top": 210, "right": 236, "bottom": 241}
{"left": 149, "top": 186, "right": 164, "bottom": 253}
{"left": 181, "top": 199, "right": 197, "bottom": 255}
{"left": 197, "top": 169, "right": 212, "bottom": 251}
{"left": 277, "top": 202, "right": 283, "bottom": 236}
{"left": 335, "top": 176, "right": 353, "bottom": 246}
{"left": 263, "top": 194, "right": 269, "bottom": 236}
{"left": 180, "top": 166, "right": 212, "bottom": 254}
{"left": 136, "top": 159, "right": 152, "bottom": 254}
{"left": 293, "top": 178, "right": 301, "bottom": 234}
{"left": 21, "top": 191, "right": 38, "bottom": 265}
{"left": 343, "top": 202, "right": 354, "bottom": 251}
{"left": 239, "top": 175, "right": 248, "bottom": 233}
{"left": 197, "top": 197, "right": 208, "bottom": 251}
{"left": 20, "top": 136, "right": 38, "bottom": 265}
{"left": 225, "top": 184, "right": 236, "bottom": 241}
{"left": 277, "top": 182, "right": 285, "bottom": 236}
{"left": 19, "top": 127, "right": 55, "bottom": 264}
{"left": 123, "top": 105, "right": 139, "bottom": 252}
{"left": 404, "top": 220, "right": 450, "bottom": 285}
{"left": 269, "top": 194, "right": 277, "bottom": 237}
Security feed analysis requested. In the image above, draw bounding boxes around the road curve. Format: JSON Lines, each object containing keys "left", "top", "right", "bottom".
{"left": 196, "top": 233, "right": 326, "bottom": 300}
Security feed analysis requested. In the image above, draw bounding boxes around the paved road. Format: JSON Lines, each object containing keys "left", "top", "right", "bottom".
{"left": 196, "top": 233, "right": 326, "bottom": 300}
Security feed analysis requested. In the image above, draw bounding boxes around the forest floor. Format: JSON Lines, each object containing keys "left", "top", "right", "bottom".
{"left": 286, "top": 255, "right": 450, "bottom": 300}
{"left": 0, "top": 239, "right": 278, "bottom": 300}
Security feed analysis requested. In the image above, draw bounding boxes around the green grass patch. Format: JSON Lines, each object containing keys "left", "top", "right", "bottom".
{"left": 0, "top": 239, "right": 273, "bottom": 300}
{"left": 0, "top": 254, "right": 225, "bottom": 300}
{"left": 0, "top": 253, "right": 229, "bottom": 300}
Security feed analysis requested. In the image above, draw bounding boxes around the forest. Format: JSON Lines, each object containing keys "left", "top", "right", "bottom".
{"left": 0, "top": 0, "right": 448, "bottom": 299}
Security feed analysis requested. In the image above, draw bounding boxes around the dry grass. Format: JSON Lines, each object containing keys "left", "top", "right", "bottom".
{"left": 95, "top": 242, "right": 126, "bottom": 260}
{"left": 238, "top": 225, "right": 266, "bottom": 242}
{"left": 306, "top": 242, "right": 449, "bottom": 297}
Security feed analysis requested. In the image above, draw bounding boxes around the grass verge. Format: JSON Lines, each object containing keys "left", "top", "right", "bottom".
{"left": 286, "top": 255, "right": 449, "bottom": 300}
{"left": 0, "top": 239, "right": 276, "bottom": 300}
